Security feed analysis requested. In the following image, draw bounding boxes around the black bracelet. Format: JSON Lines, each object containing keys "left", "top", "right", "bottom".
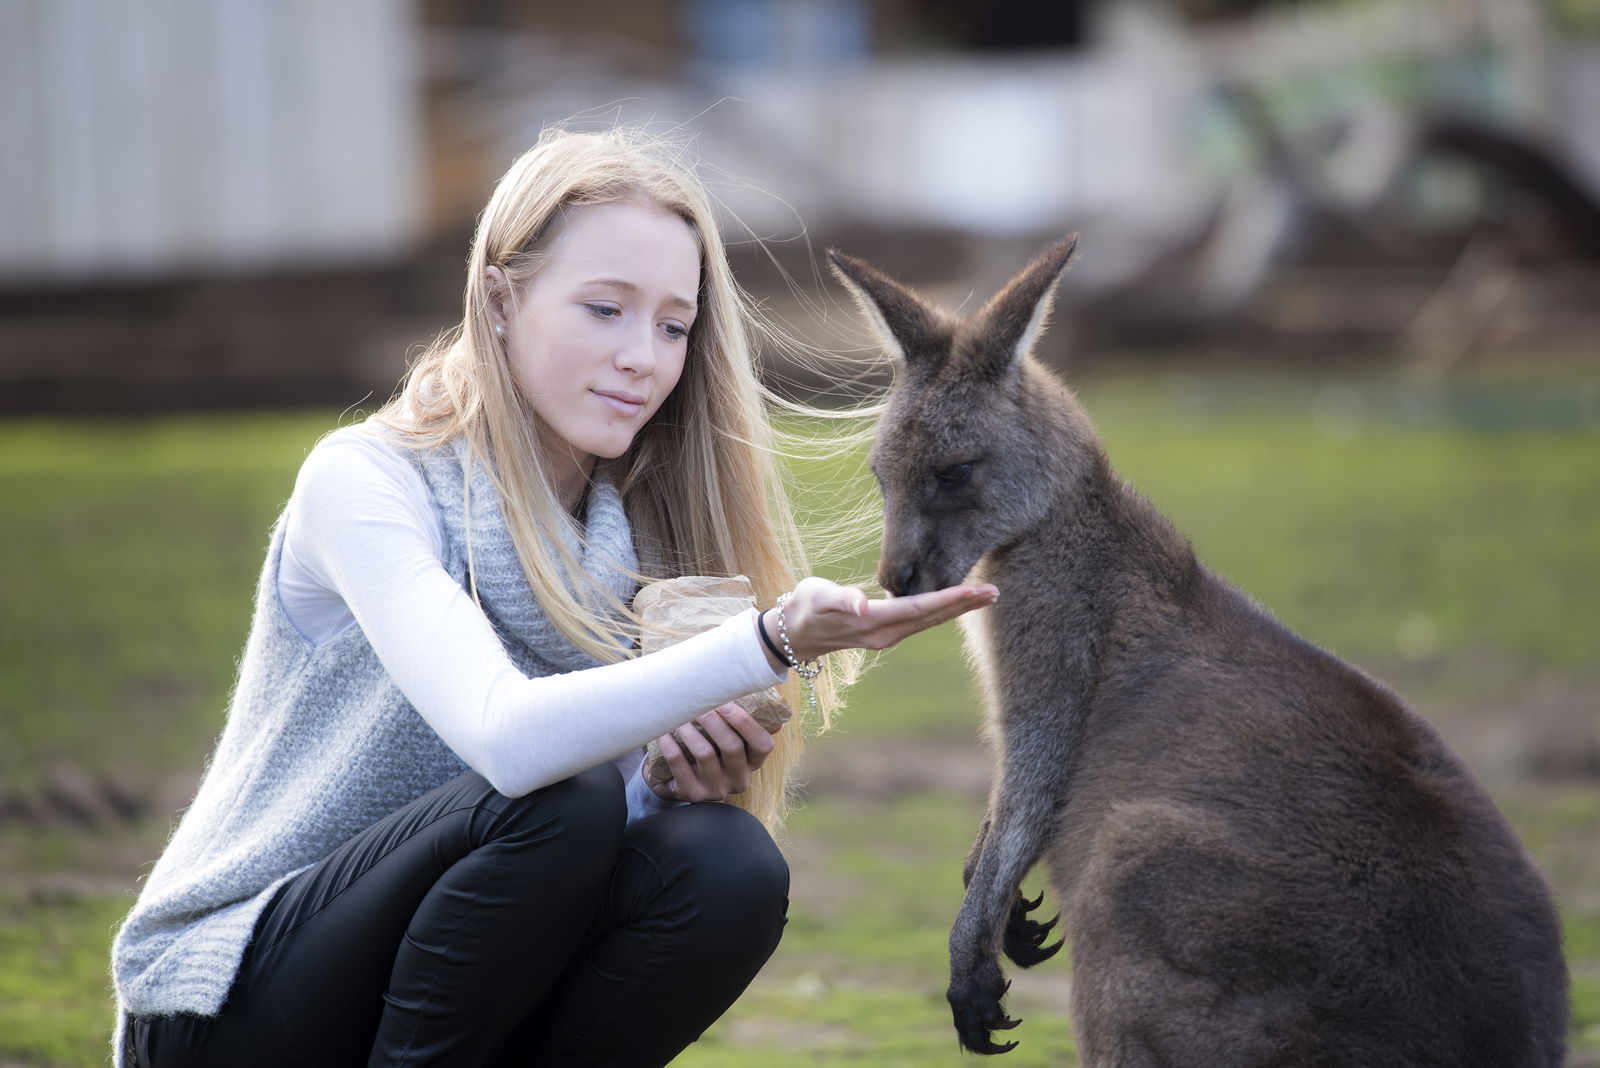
{"left": 775, "top": 592, "right": 822, "bottom": 711}
{"left": 756, "top": 609, "right": 786, "bottom": 662}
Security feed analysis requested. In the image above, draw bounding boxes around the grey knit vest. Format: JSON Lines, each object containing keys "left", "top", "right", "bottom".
{"left": 110, "top": 428, "right": 638, "bottom": 1057}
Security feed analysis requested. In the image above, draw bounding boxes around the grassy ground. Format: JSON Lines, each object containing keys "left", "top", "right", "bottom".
{"left": 1, "top": 363, "right": 1597, "bottom": 1065}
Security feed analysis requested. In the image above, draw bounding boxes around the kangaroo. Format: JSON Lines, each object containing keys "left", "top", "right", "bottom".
{"left": 829, "top": 237, "right": 1569, "bottom": 1066}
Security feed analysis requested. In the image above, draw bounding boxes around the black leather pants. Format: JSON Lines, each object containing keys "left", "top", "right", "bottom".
{"left": 129, "top": 764, "right": 788, "bottom": 1067}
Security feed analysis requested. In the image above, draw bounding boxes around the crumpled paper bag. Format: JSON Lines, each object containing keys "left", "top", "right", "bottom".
{"left": 634, "top": 575, "right": 792, "bottom": 787}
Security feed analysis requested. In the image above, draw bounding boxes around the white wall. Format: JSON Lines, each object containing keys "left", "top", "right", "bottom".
{"left": 491, "top": 3, "right": 1213, "bottom": 242}
{"left": 1559, "top": 44, "right": 1600, "bottom": 194}
{"left": 0, "top": 0, "right": 423, "bottom": 284}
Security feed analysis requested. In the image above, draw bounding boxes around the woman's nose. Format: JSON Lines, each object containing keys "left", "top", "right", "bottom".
{"left": 615, "top": 324, "right": 657, "bottom": 376}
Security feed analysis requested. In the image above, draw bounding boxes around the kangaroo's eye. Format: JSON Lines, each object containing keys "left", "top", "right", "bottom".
{"left": 936, "top": 462, "right": 973, "bottom": 487}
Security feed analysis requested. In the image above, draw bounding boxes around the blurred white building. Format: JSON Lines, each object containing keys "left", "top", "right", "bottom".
{"left": 0, "top": 0, "right": 423, "bottom": 284}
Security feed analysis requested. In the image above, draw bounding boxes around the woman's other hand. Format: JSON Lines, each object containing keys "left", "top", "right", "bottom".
{"left": 650, "top": 702, "right": 780, "bottom": 803}
{"left": 763, "top": 576, "right": 998, "bottom": 665}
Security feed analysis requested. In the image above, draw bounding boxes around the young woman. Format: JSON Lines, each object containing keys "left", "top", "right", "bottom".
{"left": 110, "top": 127, "right": 997, "bottom": 1067}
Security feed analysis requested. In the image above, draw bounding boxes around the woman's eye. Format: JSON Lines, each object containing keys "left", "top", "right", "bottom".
{"left": 585, "top": 303, "right": 621, "bottom": 320}
{"left": 662, "top": 322, "right": 688, "bottom": 341}
{"left": 936, "top": 462, "right": 973, "bottom": 487}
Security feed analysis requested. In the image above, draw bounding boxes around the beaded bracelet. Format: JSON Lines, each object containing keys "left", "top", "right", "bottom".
{"left": 774, "top": 592, "right": 822, "bottom": 711}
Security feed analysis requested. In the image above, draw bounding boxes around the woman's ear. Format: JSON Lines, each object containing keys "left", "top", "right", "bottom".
{"left": 484, "top": 266, "right": 511, "bottom": 329}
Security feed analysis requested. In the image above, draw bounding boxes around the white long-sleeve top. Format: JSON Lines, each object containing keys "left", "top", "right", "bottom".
{"left": 277, "top": 427, "right": 787, "bottom": 819}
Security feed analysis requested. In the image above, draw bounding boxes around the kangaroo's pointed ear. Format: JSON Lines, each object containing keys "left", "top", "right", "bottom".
{"left": 970, "top": 234, "right": 1079, "bottom": 373}
{"left": 828, "top": 249, "right": 950, "bottom": 365}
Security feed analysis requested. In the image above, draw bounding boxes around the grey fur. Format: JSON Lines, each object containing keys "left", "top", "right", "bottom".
{"left": 830, "top": 239, "right": 1569, "bottom": 1065}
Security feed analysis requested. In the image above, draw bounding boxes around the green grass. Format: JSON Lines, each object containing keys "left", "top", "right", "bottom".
{"left": 0, "top": 413, "right": 336, "bottom": 792}
{"left": 0, "top": 896, "right": 128, "bottom": 1066}
{"left": 2, "top": 365, "right": 1597, "bottom": 1065}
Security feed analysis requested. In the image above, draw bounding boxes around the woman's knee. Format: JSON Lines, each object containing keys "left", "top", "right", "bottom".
{"left": 707, "top": 805, "right": 789, "bottom": 906}
{"left": 647, "top": 803, "right": 789, "bottom": 941}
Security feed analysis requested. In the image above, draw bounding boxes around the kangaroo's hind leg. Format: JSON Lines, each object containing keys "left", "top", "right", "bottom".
{"left": 1063, "top": 802, "right": 1328, "bottom": 1068}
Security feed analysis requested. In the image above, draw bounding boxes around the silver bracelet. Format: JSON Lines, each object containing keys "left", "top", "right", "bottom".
{"left": 775, "top": 592, "right": 822, "bottom": 712}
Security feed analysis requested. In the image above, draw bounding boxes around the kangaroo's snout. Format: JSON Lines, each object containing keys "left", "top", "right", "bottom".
{"left": 878, "top": 556, "right": 922, "bottom": 598}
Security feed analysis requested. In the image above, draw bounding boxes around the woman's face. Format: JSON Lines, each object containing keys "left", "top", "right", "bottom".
{"left": 491, "top": 200, "right": 701, "bottom": 480}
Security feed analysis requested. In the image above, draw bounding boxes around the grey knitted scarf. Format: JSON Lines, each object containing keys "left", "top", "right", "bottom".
{"left": 411, "top": 436, "right": 641, "bottom": 674}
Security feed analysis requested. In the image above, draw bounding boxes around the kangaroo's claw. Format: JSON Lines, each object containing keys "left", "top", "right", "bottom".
{"left": 949, "top": 962, "right": 1022, "bottom": 1054}
{"left": 1003, "top": 889, "right": 1064, "bottom": 968}
{"left": 1005, "top": 929, "right": 1063, "bottom": 968}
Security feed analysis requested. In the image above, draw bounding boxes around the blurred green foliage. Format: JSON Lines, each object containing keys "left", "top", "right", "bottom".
{"left": 1556, "top": 0, "right": 1600, "bottom": 33}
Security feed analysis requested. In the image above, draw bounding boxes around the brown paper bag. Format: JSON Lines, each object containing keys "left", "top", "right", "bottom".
{"left": 634, "top": 575, "right": 792, "bottom": 787}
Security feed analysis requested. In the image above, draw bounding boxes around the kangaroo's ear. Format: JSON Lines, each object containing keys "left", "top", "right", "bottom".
{"left": 828, "top": 250, "right": 950, "bottom": 365}
{"left": 968, "top": 234, "right": 1079, "bottom": 373}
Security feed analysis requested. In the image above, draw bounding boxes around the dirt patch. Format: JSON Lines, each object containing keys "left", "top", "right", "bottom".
{"left": 797, "top": 733, "right": 994, "bottom": 802}
{"left": 720, "top": 1014, "right": 857, "bottom": 1051}
{"left": 0, "top": 761, "right": 197, "bottom": 833}
{"left": 1427, "top": 679, "right": 1600, "bottom": 788}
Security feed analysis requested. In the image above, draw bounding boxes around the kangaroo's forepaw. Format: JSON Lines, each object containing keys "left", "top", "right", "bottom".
{"left": 949, "top": 963, "right": 1021, "bottom": 1054}
{"left": 1003, "top": 890, "right": 1062, "bottom": 968}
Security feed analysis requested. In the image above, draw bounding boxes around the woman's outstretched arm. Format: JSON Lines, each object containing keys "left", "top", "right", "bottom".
{"left": 285, "top": 429, "right": 787, "bottom": 798}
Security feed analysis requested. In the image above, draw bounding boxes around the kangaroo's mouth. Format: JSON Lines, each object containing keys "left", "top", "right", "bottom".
{"left": 878, "top": 547, "right": 981, "bottom": 598}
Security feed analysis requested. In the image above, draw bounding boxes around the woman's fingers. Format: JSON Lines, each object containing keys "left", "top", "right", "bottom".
{"left": 652, "top": 730, "right": 694, "bottom": 800}
{"left": 674, "top": 721, "right": 727, "bottom": 796}
{"left": 656, "top": 726, "right": 723, "bottom": 803}
{"left": 786, "top": 581, "right": 998, "bottom": 658}
{"left": 715, "top": 703, "right": 778, "bottom": 772}
{"left": 878, "top": 585, "right": 995, "bottom": 641}
{"left": 654, "top": 702, "right": 776, "bottom": 803}
{"left": 695, "top": 708, "right": 756, "bottom": 794}
{"left": 879, "top": 583, "right": 998, "bottom": 619}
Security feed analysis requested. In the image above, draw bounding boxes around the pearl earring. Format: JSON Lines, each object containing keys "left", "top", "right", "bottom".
{"left": 494, "top": 323, "right": 505, "bottom": 338}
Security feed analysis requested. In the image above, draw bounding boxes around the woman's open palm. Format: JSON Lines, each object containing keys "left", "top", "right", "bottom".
{"left": 780, "top": 575, "right": 999, "bottom": 661}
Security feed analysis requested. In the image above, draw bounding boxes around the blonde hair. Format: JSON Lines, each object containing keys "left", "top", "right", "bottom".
{"left": 372, "top": 126, "right": 862, "bottom": 831}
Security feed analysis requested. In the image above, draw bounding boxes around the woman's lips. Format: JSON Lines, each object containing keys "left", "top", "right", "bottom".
{"left": 592, "top": 390, "right": 645, "bottom": 417}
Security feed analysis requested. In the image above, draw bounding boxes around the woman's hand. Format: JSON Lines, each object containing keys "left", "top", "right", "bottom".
{"left": 650, "top": 702, "right": 781, "bottom": 803}
{"left": 761, "top": 576, "right": 999, "bottom": 666}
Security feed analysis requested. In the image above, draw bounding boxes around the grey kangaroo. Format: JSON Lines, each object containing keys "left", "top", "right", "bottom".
{"left": 830, "top": 237, "right": 1568, "bottom": 1066}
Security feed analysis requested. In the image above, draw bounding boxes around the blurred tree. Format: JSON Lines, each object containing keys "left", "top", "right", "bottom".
{"left": 1554, "top": 0, "right": 1600, "bottom": 32}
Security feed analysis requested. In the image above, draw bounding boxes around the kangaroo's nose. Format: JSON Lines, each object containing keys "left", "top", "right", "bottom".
{"left": 886, "top": 560, "right": 919, "bottom": 598}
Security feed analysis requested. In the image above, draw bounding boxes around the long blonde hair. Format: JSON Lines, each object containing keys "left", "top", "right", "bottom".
{"left": 372, "top": 126, "right": 860, "bottom": 831}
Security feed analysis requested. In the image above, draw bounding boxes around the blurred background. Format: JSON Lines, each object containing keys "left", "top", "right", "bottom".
{"left": 2, "top": 1, "right": 1597, "bottom": 1064}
